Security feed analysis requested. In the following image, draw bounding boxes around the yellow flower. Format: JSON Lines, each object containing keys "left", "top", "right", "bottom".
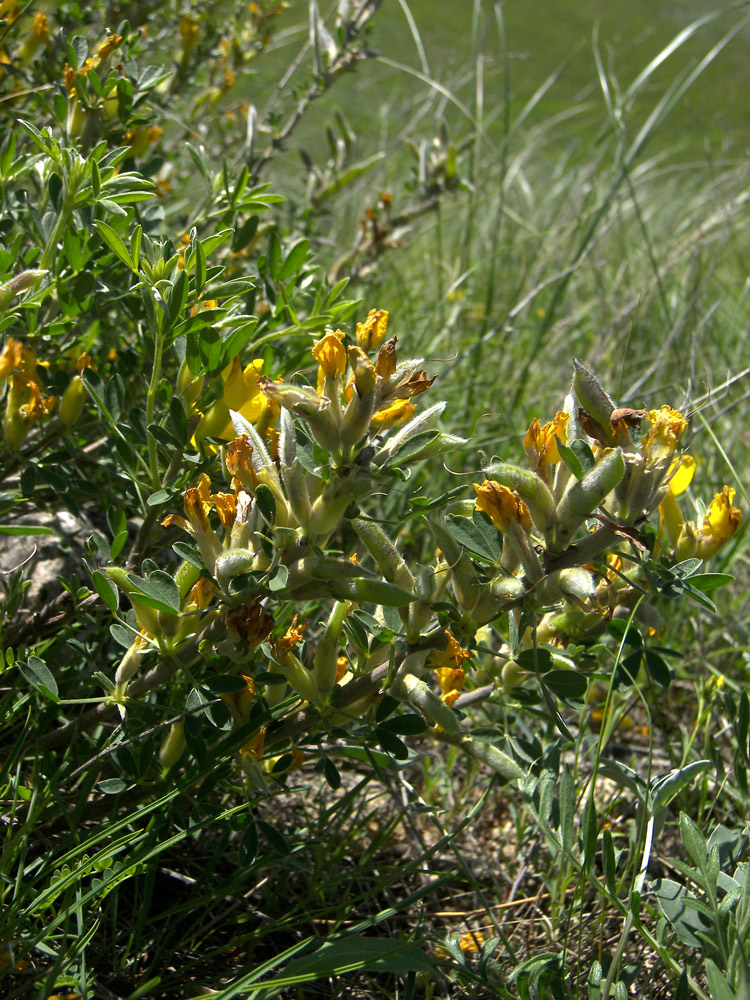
{"left": 184, "top": 473, "right": 213, "bottom": 534}
{"left": 223, "top": 357, "right": 265, "bottom": 417}
{"left": 19, "top": 381, "right": 57, "bottom": 421}
{"left": 162, "top": 473, "right": 222, "bottom": 570}
{"left": 0, "top": 338, "right": 23, "bottom": 380}
{"left": 696, "top": 487, "right": 741, "bottom": 560}
{"left": 124, "top": 125, "right": 162, "bottom": 157}
{"left": 210, "top": 490, "right": 237, "bottom": 530}
{"left": 312, "top": 331, "right": 347, "bottom": 382}
{"left": 432, "top": 629, "right": 472, "bottom": 671}
{"left": 221, "top": 673, "right": 256, "bottom": 724}
{"left": 356, "top": 308, "right": 389, "bottom": 352}
{"left": 226, "top": 434, "right": 259, "bottom": 491}
{"left": 240, "top": 725, "right": 266, "bottom": 759}
{"left": 93, "top": 34, "right": 122, "bottom": 65}
{"left": 524, "top": 411, "right": 569, "bottom": 468}
{"left": 371, "top": 398, "right": 415, "bottom": 429}
{"left": 188, "top": 576, "right": 216, "bottom": 611}
{"left": 194, "top": 358, "right": 267, "bottom": 444}
{"left": 179, "top": 14, "right": 200, "bottom": 62}
{"left": 278, "top": 616, "right": 305, "bottom": 653}
{"left": 434, "top": 667, "right": 466, "bottom": 706}
{"left": 17, "top": 11, "right": 49, "bottom": 61}
{"left": 346, "top": 346, "right": 377, "bottom": 397}
{"left": 474, "top": 481, "right": 532, "bottom": 532}
{"left": 434, "top": 930, "right": 485, "bottom": 960}
{"left": 642, "top": 406, "right": 687, "bottom": 462}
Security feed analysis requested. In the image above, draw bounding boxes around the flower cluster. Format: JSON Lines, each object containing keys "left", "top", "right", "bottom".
{"left": 104, "top": 328, "right": 741, "bottom": 785}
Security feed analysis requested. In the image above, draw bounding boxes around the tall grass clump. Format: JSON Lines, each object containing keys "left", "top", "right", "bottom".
{"left": 0, "top": 1, "right": 748, "bottom": 998}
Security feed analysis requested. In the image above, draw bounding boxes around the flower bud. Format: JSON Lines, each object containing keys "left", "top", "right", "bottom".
{"left": 489, "top": 573, "right": 526, "bottom": 603}
{"left": 0, "top": 270, "right": 48, "bottom": 313}
{"left": 159, "top": 722, "right": 185, "bottom": 769}
{"left": 501, "top": 660, "right": 528, "bottom": 689}
{"left": 178, "top": 359, "right": 203, "bottom": 409}
{"left": 215, "top": 549, "right": 255, "bottom": 592}
{"left": 114, "top": 636, "right": 148, "bottom": 687}
{"left": 59, "top": 375, "right": 87, "bottom": 426}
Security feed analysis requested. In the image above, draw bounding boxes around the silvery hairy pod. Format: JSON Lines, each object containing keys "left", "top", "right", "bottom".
{"left": 353, "top": 517, "right": 415, "bottom": 591}
{"left": 552, "top": 449, "right": 625, "bottom": 548}
{"left": 572, "top": 359, "right": 616, "bottom": 434}
{"left": 392, "top": 671, "right": 462, "bottom": 733}
{"left": 459, "top": 736, "right": 525, "bottom": 781}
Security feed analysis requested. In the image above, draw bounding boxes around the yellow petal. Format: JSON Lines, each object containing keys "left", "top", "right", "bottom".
{"left": 312, "top": 331, "right": 347, "bottom": 379}
{"left": 667, "top": 455, "right": 696, "bottom": 496}
{"left": 474, "top": 481, "right": 532, "bottom": 532}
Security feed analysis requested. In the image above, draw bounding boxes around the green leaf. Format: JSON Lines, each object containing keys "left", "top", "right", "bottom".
{"left": 277, "top": 936, "right": 437, "bottom": 983}
{"left": 376, "top": 727, "right": 409, "bottom": 760}
{"left": 543, "top": 669, "right": 588, "bottom": 702}
{"left": 602, "top": 829, "right": 618, "bottom": 897}
{"left": 94, "top": 220, "right": 135, "bottom": 271}
{"left": 104, "top": 373, "right": 124, "bottom": 424}
{"left": 92, "top": 569, "right": 119, "bottom": 614}
{"left": 516, "top": 648, "right": 553, "bottom": 673}
{"left": 147, "top": 489, "right": 172, "bottom": 506}
{"left": 239, "top": 822, "right": 258, "bottom": 865}
{"left": 0, "top": 525, "right": 54, "bottom": 536}
{"left": 557, "top": 439, "right": 585, "bottom": 479}
{"left": 644, "top": 650, "right": 671, "bottom": 688}
{"left": 167, "top": 268, "right": 189, "bottom": 330}
{"left": 671, "top": 558, "right": 703, "bottom": 579}
{"left": 189, "top": 239, "right": 206, "bottom": 294}
{"left": 680, "top": 813, "right": 708, "bottom": 871}
{"left": 91, "top": 157, "right": 101, "bottom": 200}
{"left": 557, "top": 765, "right": 575, "bottom": 852}
{"left": 131, "top": 225, "right": 142, "bottom": 270}
{"left": 172, "top": 541, "right": 203, "bottom": 569}
{"left": 186, "top": 325, "right": 223, "bottom": 376}
{"left": 704, "top": 959, "right": 736, "bottom": 1000}
{"left": 331, "top": 745, "right": 394, "bottom": 770}
{"left": 278, "top": 239, "right": 310, "bottom": 281}
{"left": 20, "top": 656, "right": 59, "bottom": 701}
{"left": 202, "top": 675, "right": 250, "bottom": 694}
{"left": 652, "top": 878, "right": 714, "bottom": 949}
{"left": 444, "top": 512, "right": 502, "bottom": 564}
{"left": 256, "top": 819, "right": 291, "bottom": 856}
{"left": 127, "top": 570, "right": 181, "bottom": 613}
{"left": 255, "top": 483, "right": 277, "bottom": 525}
{"left": 688, "top": 572, "right": 734, "bottom": 593}
{"left": 81, "top": 368, "right": 112, "bottom": 422}
{"left": 651, "top": 760, "right": 712, "bottom": 812}
{"left": 379, "top": 714, "right": 428, "bottom": 736}
{"left": 96, "top": 778, "right": 130, "bottom": 795}
{"left": 598, "top": 759, "right": 649, "bottom": 799}
{"left": 268, "top": 564, "right": 288, "bottom": 592}
{"left": 268, "top": 230, "right": 283, "bottom": 280}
